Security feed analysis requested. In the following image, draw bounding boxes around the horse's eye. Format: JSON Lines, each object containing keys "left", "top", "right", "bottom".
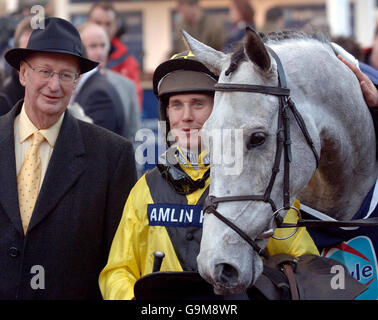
{"left": 246, "top": 132, "right": 266, "bottom": 149}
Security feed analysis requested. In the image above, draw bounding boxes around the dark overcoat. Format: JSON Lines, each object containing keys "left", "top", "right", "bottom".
{"left": 74, "top": 70, "right": 126, "bottom": 137}
{"left": 0, "top": 100, "right": 137, "bottom": 299}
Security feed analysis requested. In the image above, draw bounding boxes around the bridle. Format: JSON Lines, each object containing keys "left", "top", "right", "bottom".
{"left": 204, "top": 47, "right": 378, "bottom": 259}
{"left": 204, "top": 47, "right": 321, "bottom": 259}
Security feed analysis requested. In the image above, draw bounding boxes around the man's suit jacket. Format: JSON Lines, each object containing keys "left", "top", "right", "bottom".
{"left": 0, "top": 69, "right": 25, "bottom": 116}
{"left": 0, "top": 92, "right": 13, "bottom": 116}
{"left": 0, "top": 101, "right": 137, "bottom": 299}
{"left": 74, "top": 70, "right": 126, "bottom": 137}
{"left": 105, "top": 69, "right": 141, "bottom": 145}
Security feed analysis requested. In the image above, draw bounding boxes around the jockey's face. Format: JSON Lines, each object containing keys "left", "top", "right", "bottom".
{"left": 167, "top": 93, "right": 213, "bottom": 152}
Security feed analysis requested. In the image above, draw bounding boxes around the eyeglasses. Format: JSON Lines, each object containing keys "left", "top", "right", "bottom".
{"left": 23, "top": 60, "right": 79, "bottom": 85}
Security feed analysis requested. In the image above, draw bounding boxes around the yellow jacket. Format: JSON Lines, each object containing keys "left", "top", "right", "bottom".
{"left": 99, "top": 156, "right": 319, "bottom": 300}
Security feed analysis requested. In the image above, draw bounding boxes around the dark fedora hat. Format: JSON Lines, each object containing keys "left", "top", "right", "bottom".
{"left": 5, "top": 17, "right": 98, "bottom": 74}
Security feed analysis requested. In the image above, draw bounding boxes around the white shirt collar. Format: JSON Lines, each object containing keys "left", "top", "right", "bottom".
{"left": 70, "top": 67, "right": 98, "bottom": 104}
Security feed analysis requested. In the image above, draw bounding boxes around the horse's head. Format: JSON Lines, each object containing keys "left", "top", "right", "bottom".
{"left": 182, "top": 28, "right": 322, "bottom": 295}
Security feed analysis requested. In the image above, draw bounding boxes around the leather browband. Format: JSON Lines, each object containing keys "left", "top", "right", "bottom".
{"left": 214, "top": 83, "right": 290, "bottom": 96}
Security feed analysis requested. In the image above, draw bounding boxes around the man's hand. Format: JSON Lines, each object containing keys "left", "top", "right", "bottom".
{"left": 338, "top": 54, "right": 378, "bottom": 108}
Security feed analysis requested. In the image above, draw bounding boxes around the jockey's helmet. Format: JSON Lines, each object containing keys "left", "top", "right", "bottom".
{"left": 152, "top": 51, "right": 218, "bottom": 145}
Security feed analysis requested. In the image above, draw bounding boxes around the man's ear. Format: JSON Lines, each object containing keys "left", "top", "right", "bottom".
{"left": 19, "top": 62, "right": 26, "bottom": 87}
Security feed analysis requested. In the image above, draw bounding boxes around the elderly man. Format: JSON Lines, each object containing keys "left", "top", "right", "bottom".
{"left": 0, "top": 17, "right": 137, "bottom": 299}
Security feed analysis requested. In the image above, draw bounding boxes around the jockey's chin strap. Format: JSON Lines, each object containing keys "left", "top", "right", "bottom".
{"left": 204, "top": 47, "right": 321, "bottom": 259}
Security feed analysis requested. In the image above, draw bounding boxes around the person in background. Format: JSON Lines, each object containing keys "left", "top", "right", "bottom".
{"left": 0, "top": 17, "right": 137, "bottom": 299}
{"left": 88, "top": 1, "right": 143, "bottom": 109}
{"left": 74, "top": 24, "right": 126, "bottom": 137}
{"left": 172, "top": 0, "right": 225, "bottom": 55}
{"left": 223, "top": 0, "right": 255, "bottom": 52}
{"left": 362, "top": 25, "right": 378, "bottom": 72}
{"left": 260, "top": 7, "right": 285, "bottom": 34}
{"left": 98, "top": 51, "right": 319, "bottom": 300}
{"left": 333, "top": 35, "right": 378, "bottom": 86}
{"left": 340, "top": 56, "right": 378, "bottom": 107}
{"left": 0, "top": 15, "right": 33, "bottom": 116}
{"left": 338, "top": 52, "right": 378, "bottom": 163}
{"left": 79, "top": 22, "right": 141, "bottom": 148}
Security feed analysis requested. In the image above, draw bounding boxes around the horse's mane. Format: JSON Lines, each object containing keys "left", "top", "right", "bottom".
{"left": 260, "top": 30, "right": 329, "bottom": 44}
{"left": 225, "top": 30, "right": 330, "bottom": 76}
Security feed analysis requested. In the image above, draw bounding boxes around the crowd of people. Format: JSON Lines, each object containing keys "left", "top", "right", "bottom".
{"left": 0, "top": 0, "right": 376, "bottom": 300}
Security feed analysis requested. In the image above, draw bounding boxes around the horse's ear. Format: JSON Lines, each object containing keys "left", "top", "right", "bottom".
{"left": 244, "top": 27, "right": 271, "bottom": 72}
{"left": 181, "top": 30, "right": 226, "bottom": 76}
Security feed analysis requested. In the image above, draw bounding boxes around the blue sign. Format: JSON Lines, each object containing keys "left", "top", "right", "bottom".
{"left": 322, "top": 236, "right": 378, "bottom": 300}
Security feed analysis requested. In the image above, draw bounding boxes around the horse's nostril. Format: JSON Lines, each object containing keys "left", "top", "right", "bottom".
{"left": 214, "top": 263, "right": 239, "bottom": 286}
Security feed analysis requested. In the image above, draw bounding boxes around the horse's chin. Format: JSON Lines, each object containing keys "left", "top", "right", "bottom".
{"left": 199, "top": 253, "right": 264, "bottom": 296}
{"left": 199, "top": 266, "right": 248, "bottom": 295}
{"left": 213, "top": 283, "right": 249, "bottom": 296}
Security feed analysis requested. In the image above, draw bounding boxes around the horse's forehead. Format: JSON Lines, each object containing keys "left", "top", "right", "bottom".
{"left": 205, "top": 91, "right": 278, "bottom": 130}
{"left": 204, "top": 55, "right": 280, "bottom": 130}
{"left": 220, "top": 60, "right": 260, "bottom": 81}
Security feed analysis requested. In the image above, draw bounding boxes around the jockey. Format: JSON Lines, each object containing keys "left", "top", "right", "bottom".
{"left": 98, "top": 51, "right": 319, "bottom": 300}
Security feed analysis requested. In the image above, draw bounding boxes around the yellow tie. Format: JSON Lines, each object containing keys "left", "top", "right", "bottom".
{"left": 17, "top": 131, "right": 45, "bottom": 234}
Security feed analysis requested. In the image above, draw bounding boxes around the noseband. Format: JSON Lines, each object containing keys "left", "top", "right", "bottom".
{"left": 204, "top": 47, "right": 320, "bottom": 259}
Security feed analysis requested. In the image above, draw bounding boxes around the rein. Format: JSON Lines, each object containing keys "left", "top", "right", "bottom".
{"left": 204, "top": 47, "right": 378, "bottom": 259}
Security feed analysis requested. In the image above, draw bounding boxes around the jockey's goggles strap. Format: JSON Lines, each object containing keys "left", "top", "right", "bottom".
{"left": 157, "top": 162, "right": 210, "bottom": 195}
{"left": 157, "top": 147, "right": 210, "bottom": 195}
